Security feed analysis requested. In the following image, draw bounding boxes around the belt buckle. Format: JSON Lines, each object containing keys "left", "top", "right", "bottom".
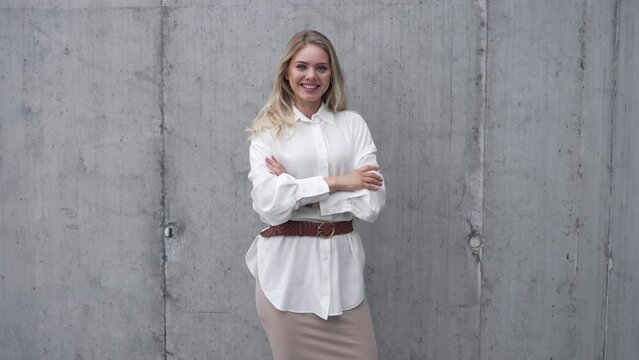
{"left": 317, "top": 222, "right": 336, "bottom": 238}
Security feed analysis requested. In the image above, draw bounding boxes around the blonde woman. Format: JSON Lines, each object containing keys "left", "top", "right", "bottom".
{"left": 246, "top": 30, "right": 386, "bottom": 360}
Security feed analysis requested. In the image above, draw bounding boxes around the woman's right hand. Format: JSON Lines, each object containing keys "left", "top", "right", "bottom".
{"left": 325, "top": 165, "right": 383, "bottom": 192}
{"left": 265, "top": 155, "right": 286, "bottom": 176}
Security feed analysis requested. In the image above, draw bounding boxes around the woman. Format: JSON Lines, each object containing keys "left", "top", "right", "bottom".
{"left": 246, "top": 30, "right": 386, "bottom": 360}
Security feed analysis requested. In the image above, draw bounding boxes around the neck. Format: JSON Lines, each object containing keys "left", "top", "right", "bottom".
{"left": 295, "top": 101, "right": 321, "bottom": 119}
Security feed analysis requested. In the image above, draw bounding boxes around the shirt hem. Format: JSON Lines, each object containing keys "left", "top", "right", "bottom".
{"left": 255, "top": 277, "right": 365, "bottom": 321}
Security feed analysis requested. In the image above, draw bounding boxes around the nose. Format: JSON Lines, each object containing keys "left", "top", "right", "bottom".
{"left": 305, "top": 68, "right": 317, "bottom": 80}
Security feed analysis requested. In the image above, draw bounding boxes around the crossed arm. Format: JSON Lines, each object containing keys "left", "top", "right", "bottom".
{"left": 264, "top": 155, "right": 384, "bottom": 192}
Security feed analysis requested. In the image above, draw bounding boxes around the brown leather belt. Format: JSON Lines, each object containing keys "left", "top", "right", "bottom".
{"left": 260, "top": 220, "right": 353, "bottom": 239}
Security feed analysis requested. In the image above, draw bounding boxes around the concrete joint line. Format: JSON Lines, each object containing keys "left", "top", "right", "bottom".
{"left": 602, "top": 0, "right": 622, "bottom": 359}
{"left": 478, "top": 1, "right": 488, "bottom": 359}
{"left": 159, "top": 4, "right": 169, "bottom": 360}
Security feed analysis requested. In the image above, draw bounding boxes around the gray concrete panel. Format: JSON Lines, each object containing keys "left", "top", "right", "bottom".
{"left": 0, "top": 7, "right": 165, "bottom": 360}
{"left": 162, "top": 5, "right": 273, "bottom": 359}
{"left": 574, "top": 1, "right": 618, "bottom": 359}
{"left": 163, "top": 2, "right": 485, "bottom": 359}
{"left": 482, "top": 0, "right": 614, "bottom": 359}
{"left": 606, "top": 0, "right": 639, "bottom": 358}
{"left": 359, "top": 2, "right": 486, "bottom": 360}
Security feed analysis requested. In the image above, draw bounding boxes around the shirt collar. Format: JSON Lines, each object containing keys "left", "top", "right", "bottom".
{"left": 292, "top": 102, "right": 335, "bottom": 125}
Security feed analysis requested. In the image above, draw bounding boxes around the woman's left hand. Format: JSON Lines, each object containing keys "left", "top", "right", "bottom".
{"left": 265, "top": 155, "right": 286, "bottom": 176}
{"left": 265, "top": 156, "right": 319, "bottom": 208}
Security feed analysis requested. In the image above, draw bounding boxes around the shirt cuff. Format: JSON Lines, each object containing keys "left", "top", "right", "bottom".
{"left": 318, "top": 189, "right": 368, "bottom": 216}
{"left": 296, "top": 176, "right": 330, "bottom": 205}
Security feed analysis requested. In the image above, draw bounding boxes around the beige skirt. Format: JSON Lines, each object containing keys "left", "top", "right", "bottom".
{"left": 255, "top": 282, "right": 378, "bottom": 360}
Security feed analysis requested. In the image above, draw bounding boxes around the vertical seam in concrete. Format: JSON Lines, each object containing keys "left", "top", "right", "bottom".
{"left": 602, "top": 0, "right": 621, "bottom": 359}
{"left": 478, "top": 1, "right": 489, "bottom": 359}
{"left": 574, "top": 3, "right": 587, "bottom": 357}
{"left": 159, "top": 1, "right": 168, "bottom": 360}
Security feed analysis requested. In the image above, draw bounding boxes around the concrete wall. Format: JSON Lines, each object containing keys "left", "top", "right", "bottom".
{"left": 607, "top": 0, "right": 639, "bottom": 358}
{"left": 0, "top": 1, "right": 636, "bottom": 360}
{"left": 0, "top": 4, "right": 165, "bottom": 360}
{"left": 483, "top": 1, "right": 613, "bottom": 359}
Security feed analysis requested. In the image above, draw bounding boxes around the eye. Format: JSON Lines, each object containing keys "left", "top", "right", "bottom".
{"left": 317, "top": 65, "right": 329, "bottom": 72}
{"left": 295, "top": 64, "right": 307, "bottom": 70}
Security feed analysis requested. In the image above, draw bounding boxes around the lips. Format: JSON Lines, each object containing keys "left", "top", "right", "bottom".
{"left": 300, "top": 84, "right": 321, "bottom": 95}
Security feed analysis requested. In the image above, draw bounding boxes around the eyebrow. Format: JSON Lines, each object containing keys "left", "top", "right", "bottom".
{"left": 293, "top": 61, "right": 329, "bottom": 66}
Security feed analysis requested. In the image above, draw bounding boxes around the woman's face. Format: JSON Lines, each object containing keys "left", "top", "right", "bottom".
{"left": 286, "top": 44, "right": 331, "bottom": 112}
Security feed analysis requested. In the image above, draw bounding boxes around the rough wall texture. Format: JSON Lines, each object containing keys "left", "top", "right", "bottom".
{"left": 607, "top": 0, "right": 639, "bottom": 358}
{"left": 482, "top": 1, "right": 613, "bottom": 359}
{"left": 0, "top": 1, "right": 636, "bottom": 360}
{"left": 0, "top": 4, "right": 165, "bottom": 360}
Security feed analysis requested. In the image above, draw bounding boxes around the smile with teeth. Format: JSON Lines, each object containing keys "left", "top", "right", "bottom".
{"left": 301, "top": 84, "right": 320, "bottom": 89}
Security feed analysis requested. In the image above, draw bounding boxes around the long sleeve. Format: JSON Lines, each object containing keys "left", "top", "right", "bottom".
{"left": 319, "top": 113, "right": 386, "bottom": 222}
{"left": 248, "top": 131, "right": 330, "bottom": 225}
{"left": 245, "top": 106, "right": 384, "bottom": 320}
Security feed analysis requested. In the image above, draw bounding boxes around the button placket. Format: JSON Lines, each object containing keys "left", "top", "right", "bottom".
{"left": 309, "top": 122, "right": 331, "bottom": 316}
{"left": 309, "top": 123, "right": 328, "bottom": 178}
{"left": 318, "top": 236, "right": 331, "bottom": 314}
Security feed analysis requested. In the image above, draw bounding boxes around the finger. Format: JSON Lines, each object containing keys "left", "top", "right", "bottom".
{"left": 269, "top": 155, "right": 281, "bottom": 166}
{"left": 358, "top": 165, "right": 380, "bottom": 172}
{"left": 265, "top": 158, "right": 281, "bottom": 170}
{"left": 363, "top": 183, "right": 380, "bottom": 191}
{"left": 266, "top": 156, "right": 285, "bottom": 172}
{"left": 362, "top": 173, "right": 383, "bottom": 184}
{"left": 363, "top": 172, "right": 383, "bottom": 182}
{"left": 266, "top": 156, "right": 281, "bottom": 164}
{"left": 364, "top": 179, "right": 383, "bottom": 187}
{"left": 362, "top": 174, "right": 383, "bottom": 185}
{"left": 265, "top": 163, "right": 281, "bottom": 175}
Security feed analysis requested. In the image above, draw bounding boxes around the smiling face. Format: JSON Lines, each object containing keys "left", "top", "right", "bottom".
{"left": 285, "top": 44, "right": 331, "bottom": 116}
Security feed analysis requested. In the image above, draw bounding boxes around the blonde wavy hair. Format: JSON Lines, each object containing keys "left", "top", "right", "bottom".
{"left": 247, "top": 30, "right": 348, "bottom": 137}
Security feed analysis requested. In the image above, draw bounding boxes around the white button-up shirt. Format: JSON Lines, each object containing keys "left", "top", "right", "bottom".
{"left": 245, "top": 103, "right": 386, "bottom": 320}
